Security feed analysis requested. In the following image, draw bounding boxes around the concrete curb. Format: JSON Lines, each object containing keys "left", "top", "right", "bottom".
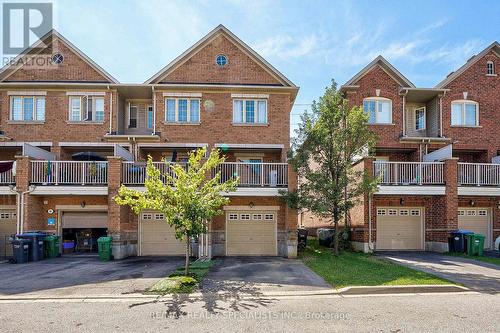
{"left": 0, "top": 284, "right": 470, "bottom": 301}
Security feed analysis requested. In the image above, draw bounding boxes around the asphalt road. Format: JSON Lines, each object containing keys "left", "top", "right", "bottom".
{"left": 1, "top": 292, "right": 499, "bottom": 332}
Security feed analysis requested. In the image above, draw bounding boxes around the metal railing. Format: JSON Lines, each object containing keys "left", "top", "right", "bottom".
{"left": 0, "top": 161, "right": 15, "bottom": 184}
{"left": 374, "top": 161, "right": 444, "bottom": 185}
{"left": 214, "top": 162, "right": 288, "bottom": 187}
{"left": 458, "top": 163, "right": 500, "bottom": 186}
{"left": 31, "top": 161, "right": 108, "bottom": 185}
{"left": 122, "top": 161, "right": 188, "bottom": 185}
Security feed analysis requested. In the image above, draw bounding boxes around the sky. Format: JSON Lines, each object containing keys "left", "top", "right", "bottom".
{"left": 8, "top": 0, "right": 500, "bottom": 129}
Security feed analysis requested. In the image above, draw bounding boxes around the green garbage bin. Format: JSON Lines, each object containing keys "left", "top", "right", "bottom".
{"left": 43, "top": 235, "right": 60, "bottom": 259}
{"left": 97, "top": 236, "right": 113, "bottom": 261}
{"left": 466, "top": 234, "right": 485, "bottom": 256}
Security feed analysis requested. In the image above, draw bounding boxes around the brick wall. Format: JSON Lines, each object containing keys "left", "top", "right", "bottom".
{"left": 161, "top": 34, "right": 282, "bottom": 85}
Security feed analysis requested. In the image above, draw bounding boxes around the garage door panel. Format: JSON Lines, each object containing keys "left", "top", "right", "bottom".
{"left": 140, "top": 215, "right": 185, "bottom": 256}
{"left": 226, "top": 211, "right": 277, "bottom": 256}
{"left": 458, "top": 209, "right": 491, "bottom": 249}
{"left": 377, "top": 208, "right": 423, "bottom": 250}
{"left": 0, "top": 211, "right": 16, "bottom": 258}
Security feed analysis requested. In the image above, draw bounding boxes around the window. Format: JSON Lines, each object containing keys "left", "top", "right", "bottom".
{"left": 252, "top": 214, "right": 263, "bottom": 220}
{"left": 233, "top": 99, "right": 267, "bottom": 124}
{"left": 228, "top": 213, "right": 238, "bottom": 220}
{"left": 458, "top": 210, "right": 465, "bottom": 216}
{"left": 467, "top": 210, "right": 476, "bottom": 216}
{"left": 399, "top": 210, "right": 409, "bottom": 216}
{"left": 68, "top": 96, "right": 105, "bottom": 122}
{"left": 388, "top": 209, "right": 397, "bottom": 216}
{"left": 451, "top": 101, "right": 478, "bottom": 126}
{"left": 478, "top": 210, "right": 487, "bottom": 216}
{"left": 264, "top": 214, "right": 275, "bottom": 220}
{"left": 10, "top": 96, "right": 45, "bottom": 121}
{"left": 154, "top": 213, "right": 165, "bottom": 220}
{"left": 377, "top": 209, "right": 386, "bottom": 216}
{"left": 486, "top": 61, "right": 495, "bottom": 75}
{"left": 165, "top": 98, "right": 200, "bottom": 123}
{"left": 415, "top": 107, "right": 426, "bottom": 130}
{"left": 147, "top": 106, "right": 154, "bottom": 129}
{"left": 142, "top": 213, "right": 153, "bottom": 220}
{"left": 363, "top": 97, "right": 392, "bottom": 124}
{"left": 410, "top": 209, "right": 420, "bottom": 216}
{"left": 240, "top": 214, "right": 251, "bottom": 220}
{"left": 129, "top": 106, "right": 137, "bottom": 128}
{"left": 216, "top": 54, "right": 228, "bottom": 67}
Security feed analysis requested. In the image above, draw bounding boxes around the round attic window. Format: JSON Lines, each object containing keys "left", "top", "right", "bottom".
{"left": 51, "top": 53, "right": 64, "bottom": 64}
{"left": 216, "top": 54, "right": 228, "bottom": 67}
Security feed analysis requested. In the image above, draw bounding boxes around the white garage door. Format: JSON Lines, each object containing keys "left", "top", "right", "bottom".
{"left": 0, "top": 210, "right": 16, "bottom": 258}
{"left": 226, "top": 211, "right": 277, "bottom": 256}
{"left": 458, "top": 208, "right": 491, "bottom": 249}
{"left": 62, "top": 212, "right": 107, "bottom": 228}
{"left": 377, "top": 207, "right": 424, "bottom": 250}
{"left": 139, "top": 212, "right": 185, "bottom": 256}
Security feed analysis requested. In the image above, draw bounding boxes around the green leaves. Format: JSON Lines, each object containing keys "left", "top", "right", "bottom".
{"left": 114, "top": 147, "right": 239, "bottom": 241}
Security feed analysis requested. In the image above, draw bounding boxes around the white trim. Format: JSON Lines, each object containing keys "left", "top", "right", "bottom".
{"left": 31, "top": 186, "right": 108, "bottom": 196}
{"left": 137, "top": 142, "right": 207, "bottom": 148}
{"left": 223, "top": 206, "right": 280, "bottom": 211}
{"left": 451, "top": 100, "right": 479, "bottom": 126}
{"left": 164, "top": 97, "right": 201, "bottom": 123}
{"left": 127, "top": 187, "right": 285, "bottom": 197}
{"left": 144, "top": 24, "right": 296, "bottom": 87}
{"left": 363, "top": 97, "right": 393, "bottom": 124}
{"left": 54, "top": 205, "right": 107, "bottom": 210}
{"left": 458, "top": 187, "right": 500, "bottom": 196}
{"left": 376, "top": 185, "right": 446, "bottom": 195}
{"left": 163, "top": 92, "right": 202, "bottom": 97}
{"left": 7, "top": 91, "right": 46, "bottom": 96}
{"left": 214, "top": 143, "right": 284, "bottom": 149}
{"left": 0, "top": 188, "right": 15, "bottom": 195}
{"left": 0, "top": 205, "right": 16, "bottom": 209}
{"left": 0, "top": 141, "right": 52, "bottom": 147}
{"left": 415, "top": 107, "right": 426, "bottom": 131}
{"left": 232, "top": 98, "right": 267, "bottom": 124}
{"left": 65, "top": 91, "right": 106, "bottom": 96}
{"left": 231, "top": 93, "right": 269, "bottom": 99}
{"left": 9, "top": 95, "right": 45, "bottom": 121}
{"left": 58, "top": 142, "right": 130, "bottom": 148}
{"left": 486, "top": 61, "right": 495, "bottom": 75}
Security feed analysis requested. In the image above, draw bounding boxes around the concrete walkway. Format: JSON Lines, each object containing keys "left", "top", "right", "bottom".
{"left": 379, "top": 252, "right": 500, "bottom": 292}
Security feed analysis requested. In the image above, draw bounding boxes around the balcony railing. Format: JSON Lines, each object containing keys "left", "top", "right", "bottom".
{"left": 122, "top": 161, "right": 188, "bottom": 185}
{"left": 0, "top": 161, "right": 15, "bottom": 185}
{"left": 31, "top": 161, "right": 108, "bottom": 185}
{"left": 214, "top": 162, "right": 288, "bottom": 187}
{"left": 458, "top": 163, "right": 500, "bottom": 186}
{"left": 122, "top": 161, "right": 288, "bottom": 187}
{"left": 374, "top": 161, "right": 444, "bottom": 185}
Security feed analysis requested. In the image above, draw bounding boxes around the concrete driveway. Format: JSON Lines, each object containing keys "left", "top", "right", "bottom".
{"left": 379, "top": 252, "right": 500, "bottom": 292}
{"left": 0, "top": 256, "right": 183, "bottom": 297}
{"left": 200, "top": 257, "right": 332, "bottom": 295}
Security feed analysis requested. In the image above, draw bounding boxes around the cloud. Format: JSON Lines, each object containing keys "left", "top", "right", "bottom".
{"left": 253, "top": 34, "right": 319, "bottom": 60}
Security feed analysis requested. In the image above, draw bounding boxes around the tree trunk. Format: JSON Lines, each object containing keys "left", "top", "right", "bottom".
{"left": 333, "top": 208, "right": 340, "bottom": 256}
{"left": 184, "top": 235, "right": 190, "bottom": 275}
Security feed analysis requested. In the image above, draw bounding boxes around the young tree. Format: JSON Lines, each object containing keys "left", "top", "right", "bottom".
{"left": 284, "top": 80, "right": 378, "bottom": 255}
{"left": 115, "top": 147, "right": 238, "bottom": 274}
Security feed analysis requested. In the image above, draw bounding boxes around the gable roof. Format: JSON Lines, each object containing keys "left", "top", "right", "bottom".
{"left": 435, "top": 41, "right": 500, "bottom": 88}
{"left": 144, "top": 24, "right": 296, "bottom": 87}
{"left": 341, "top": 55, "right": 415, "bottom": 90}
{"left": 0, "top": 29, "right": 119, "bottom": 83}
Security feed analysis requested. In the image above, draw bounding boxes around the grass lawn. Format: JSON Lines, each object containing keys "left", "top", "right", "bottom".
{"left": 445, "top": 252, "right": 500, "bottom": 266}
{"left": 148, "top": 260, "right": 214, "bottom": 294}
{"left": 299, "top": 239, "right": 450, "bottom": 288}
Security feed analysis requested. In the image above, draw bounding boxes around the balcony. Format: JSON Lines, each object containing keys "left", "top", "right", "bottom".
{"left": 31, "top": 161, "right": 108, "bottom": 185}
{"left": 458, "top": 163, "right": 500, "bottom": 186}
{"left": 122, "top": 161, "right": 288, "bottom": 187}
{"left": 374, "top": 161, "right": 445, "bottom": 185}
{"left": 0, "top": 161, "right": 15, "bottom": 185}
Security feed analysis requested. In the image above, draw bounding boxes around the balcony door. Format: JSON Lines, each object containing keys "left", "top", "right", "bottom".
{"left": 236, "top": 157, "right": 263, "bottom": 186}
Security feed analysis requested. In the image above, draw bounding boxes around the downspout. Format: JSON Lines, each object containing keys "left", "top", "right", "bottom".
{"left": 368, "top": 193, "right": 373, "bottom": 251}
{"left": 402, "top": 90, "right": 407, "bottom": 137}
{"left": 152, "top": 86, "right": 156, "bottom": 135}
{"left": 10, "top": 185, "right": 36, "bottom": 234}
{"left": 108, "top": 86, "right": 113, "bottom": 134}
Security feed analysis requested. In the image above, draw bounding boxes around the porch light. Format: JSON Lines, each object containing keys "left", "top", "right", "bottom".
{"left": 249, "top": 201, "right": 255, "bottom": 209}
{"left": 81, "top": 201, "right": 86, "bottom": 208}
{"left": 469, "top": 200, "right": 475, "bottom": 207}
{"left": 399, "top": 198, "right": 405, "bottom": 205}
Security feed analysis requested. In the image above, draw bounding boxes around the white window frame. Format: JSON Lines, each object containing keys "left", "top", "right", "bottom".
{"left": 232, "top": 99, "right": 268, "bottom": 124}
{"left": 228, "top": 213, "right": 238, "bottom": 220}
{"left": 415, "top": 107, "right": 426, "bottom": 131}
{"left": 451, "top": 100, "right": 479, "bottom": 127}
{"left": 399, "top": 209, "right": 409, "bottom": 216}
{"left": 164, "top": 98, "right": 201, "bottom": 123}
{"left": 252, "top": 214, "right": 263, "bottom": 220}
{"left": 264, "top": 213, "right": 275, "bottom": 221}
{"left": 240, "top": 214, "right": 251, "bottom": 220}
{"left": 68, "top": 95, "right": 105, "bottom": 122}
{"left": 10, "top": 96, "right": 45, "bottom": 122}
{"left": 486, "top": 61, "right": 495, "bottom": 75}
{"left": 363, "top": 97, "right": 392, "bottom": 124}
{"left": 146, "top": 105, "right": 153, "bottom": 129}
{"left": 128, "top": 105, "right": 138, "bottom": 128}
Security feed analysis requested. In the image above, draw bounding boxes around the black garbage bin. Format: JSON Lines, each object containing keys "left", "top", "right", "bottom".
{"left": 317, "top": 228, "right": 335, "bottom": 247}
{"left": 12, "top": 239, "right": 30, "bottom": 264}
{"left": 16, "top": 233, "right": 45, "bottom": 261}
{"left": 297, "top": 228, "right": 308, "bottom": 250}
{"left": 448, "top": 230, "right": 474, "bottom": 253}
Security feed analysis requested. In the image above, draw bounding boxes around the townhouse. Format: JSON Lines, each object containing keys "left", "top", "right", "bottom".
{"left": 336, "top": 42, "right": 500, "bottom": 252}
{"left": 0, "top": 25, "right": 299, "bottom": 259}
